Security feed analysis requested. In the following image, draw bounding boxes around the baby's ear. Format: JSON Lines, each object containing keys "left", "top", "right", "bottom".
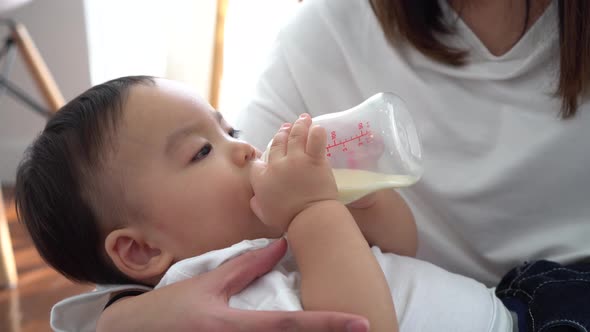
{"left": 105, "top": 228, "right": 174, "bottom": 283}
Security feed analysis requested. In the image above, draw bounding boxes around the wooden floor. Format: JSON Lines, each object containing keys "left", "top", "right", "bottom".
{"left": 0, "top": 187, "right": 93, "bottom": 332}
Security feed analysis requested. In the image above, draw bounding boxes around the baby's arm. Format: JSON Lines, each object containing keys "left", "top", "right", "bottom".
{"left": 250, "top": 115, "right": 398, "bottom": 332}
{"left": 289, "top": 201, "right": 398, "bottom": 332}
{"left": 348, "top": 189, "right": 417, "bottom": 257}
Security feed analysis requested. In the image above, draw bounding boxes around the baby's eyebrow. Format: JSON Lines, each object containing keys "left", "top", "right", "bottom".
{"left": 165, "top": 111, "right": 224, "bottom": 155}
{"left": 214, "top": 111, "right": 223, "bottom": 124}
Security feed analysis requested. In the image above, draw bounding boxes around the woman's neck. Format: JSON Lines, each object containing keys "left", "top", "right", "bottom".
{"left": 447, "top": 0, "right": 552, "bottom": 56}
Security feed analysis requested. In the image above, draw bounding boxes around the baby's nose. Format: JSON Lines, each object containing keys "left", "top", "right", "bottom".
{"left": 232, "top": 141, "right": 257, "bottom": 167}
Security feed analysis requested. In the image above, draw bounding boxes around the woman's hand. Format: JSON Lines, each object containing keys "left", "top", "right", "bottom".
{"left": 97, "top": 238, "right": 369, "bottom": 332}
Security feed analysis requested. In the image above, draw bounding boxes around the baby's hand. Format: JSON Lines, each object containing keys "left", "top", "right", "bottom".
{"left": 250, "top": 114, "right": 339, "bottom": 232}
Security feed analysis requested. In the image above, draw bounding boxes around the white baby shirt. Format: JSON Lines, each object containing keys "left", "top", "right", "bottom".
{"left": 157, "top": 239, "right": 513, "bottom": 332}
{"left": 51, "top": 239, "right": 512, "bottom": 331}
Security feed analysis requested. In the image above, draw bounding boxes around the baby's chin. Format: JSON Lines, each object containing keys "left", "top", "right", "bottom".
{"left": 243, "top": 196, "right": 284, "bottom": 238}
{"left": 255, "top": 218, "right": 285, "bottom": 239}
{"left": 255, "top": 220, "right": 284, "bottom": 239}
{"left": 266, "top": 226, "right": 286, "bottom": 239}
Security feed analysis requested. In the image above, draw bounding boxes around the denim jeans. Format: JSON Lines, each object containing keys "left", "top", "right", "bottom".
{"left": 495, "top": 260, "right": 590, "bottom": 332}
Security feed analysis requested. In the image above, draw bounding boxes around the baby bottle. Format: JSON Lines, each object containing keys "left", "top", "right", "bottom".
{"left": 263, "top": 92, "right": 423, "bottom": 204}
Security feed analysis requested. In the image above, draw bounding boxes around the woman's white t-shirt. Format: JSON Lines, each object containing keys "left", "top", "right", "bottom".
{"left": 235, "top": 0, "right": 590, "bottom": 286}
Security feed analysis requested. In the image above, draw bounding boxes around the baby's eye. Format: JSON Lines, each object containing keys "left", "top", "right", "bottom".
{"left": 229, "top": 128, "right": 241, "bottom": 138}
{"left": 191, "top": 143, "right": 212, "bottom": 162}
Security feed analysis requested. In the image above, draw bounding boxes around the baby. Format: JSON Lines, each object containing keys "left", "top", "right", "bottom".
{"left": 16, "top": 76, "right": 514, "bottom": 332}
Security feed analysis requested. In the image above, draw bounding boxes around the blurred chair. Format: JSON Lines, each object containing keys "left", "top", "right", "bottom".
{"left": 1, "top": 0, "right": 65, "bottom": 289}
{"left": 0, "top": 0, "right": 64, "bottom": 116}
{"left": 0, "top": 192, "right": 16, "bottom": 289}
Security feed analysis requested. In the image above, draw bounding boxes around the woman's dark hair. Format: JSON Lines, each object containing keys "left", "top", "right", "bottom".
{"left": 369, "top": 0, "right": 590, "bottom": 118}
{"left": 15, "top": 75, "right": 155, "bottom": 285}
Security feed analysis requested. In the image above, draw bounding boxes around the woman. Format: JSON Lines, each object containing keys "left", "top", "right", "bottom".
{"left": 95, "top": 0, "right": 589, "bottom": 330}
{"left": 235, "top": 0, "right": 590, "bottom": 285}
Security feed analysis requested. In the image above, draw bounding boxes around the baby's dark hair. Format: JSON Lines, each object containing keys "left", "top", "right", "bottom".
{"left": 15, "top": 75, "right": 155, "bottom": 285}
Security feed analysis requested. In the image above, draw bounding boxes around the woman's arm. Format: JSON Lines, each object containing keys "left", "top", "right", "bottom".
{"left": 97, "top": 239, "right": 369, "bottom": 332}
{"left": 348, "top": 189, "right": 418, "bottom": 257}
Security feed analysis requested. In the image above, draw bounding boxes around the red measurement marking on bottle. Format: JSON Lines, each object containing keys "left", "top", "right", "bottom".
{"left": 326, "top": 123, "right": 373, "bottom": 157}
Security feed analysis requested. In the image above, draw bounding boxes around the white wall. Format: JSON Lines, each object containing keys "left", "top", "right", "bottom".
{"left": 164, "top": 0, "right": 217, "bottom": 99}
{"left": 0, "top": 0, "right": 219, "bottom": 183}
{"left": 219, "top": 0, "right": 299, "bottom": 123}
{"left": 0, "top": 0, "right": 91, "bottom": 182}
{"left": 83, "top": 0, "right": 217, "bottom": 97}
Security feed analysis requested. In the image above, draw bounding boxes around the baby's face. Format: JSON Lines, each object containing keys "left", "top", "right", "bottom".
{"left": 106, "top": 79, "right": 283, "bottom": 261}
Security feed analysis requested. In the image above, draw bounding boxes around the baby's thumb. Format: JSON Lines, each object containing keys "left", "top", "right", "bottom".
{"left": 249, "top": 160, "right": 267, "bottom": 221}
{"left": 249, "top": 159, "right": 266, "bottom": 183}
{"left": 250, "top": 196, "right": 264, "bottom": 221}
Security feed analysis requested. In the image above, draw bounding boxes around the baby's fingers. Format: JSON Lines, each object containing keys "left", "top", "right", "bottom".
{"left": 306, "top": 125, "right": 327, "bottom": 160}
{"left": 288, "top": 114, "right": 312, "bottom": 154}
{"left": 268, "top": 123, "right": 291, "bottom": 162}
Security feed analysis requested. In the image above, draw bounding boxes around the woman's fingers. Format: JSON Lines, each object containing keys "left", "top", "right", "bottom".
{"left": 209, "top": 236, "right": 370, "bottom": 332}
{"left": 230, "top": 309, "right": 370, "bottom": 332}
{"left": 212, "top": 238, "right": 288, "bottom": 298}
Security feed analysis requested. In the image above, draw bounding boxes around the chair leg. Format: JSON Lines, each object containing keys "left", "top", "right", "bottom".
{"left": 11, "top": 22, "right": 64, "bottom": 113}
{"left": 0, "top": 189, "right": 17, "bottom": 289}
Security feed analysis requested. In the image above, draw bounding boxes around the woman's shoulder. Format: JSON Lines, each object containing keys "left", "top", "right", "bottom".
{"left": 273, "top": 0, "right": 380, "bottom": 75}
{"left": 281, "top": 0, "right": 373, "bottom": 41}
